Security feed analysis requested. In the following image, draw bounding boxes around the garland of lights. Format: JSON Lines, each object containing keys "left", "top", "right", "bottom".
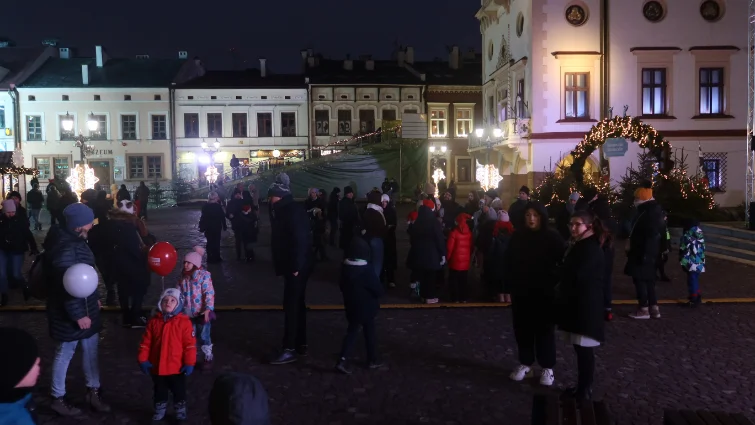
{"left": 0, "top": 166, "right": 39, "bottom": 176}
{"left": 66, "top": 164, "right": 99, "bottom": 198}
{"left": 312, "top": 126, "right": 401, "bottom": 150}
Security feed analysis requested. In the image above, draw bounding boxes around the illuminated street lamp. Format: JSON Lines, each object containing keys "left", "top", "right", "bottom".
{"left": 272, "top": 149, "right": 281, "bottom": 158}
{"left": 61, "top": 112, "right": 99, "bottom": 163}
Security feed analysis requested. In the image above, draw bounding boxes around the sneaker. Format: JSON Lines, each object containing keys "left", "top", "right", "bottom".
{"left": 174, "top": 400, "right": 187, "bottom": 422}
{"left": 629, "top": 308, "right": 650, "bottom": 320}
{"left": 50, "top": 397, "right": 82, "bottom": 417}
{"left": 425, "top": 298, "right": 439, "bottom": 304}
{"left": 539, "top": 369, "right": 555, "bottom": 386}
{"left": 86, "top": 388, "right": 111, "bottom": 413}
{"left": 650, "top": 305, "right": 661, "bottom": 319}
{"left": 270, "top": 349, "right": 297, "bottom": 365}
{"left": 604, "top": 310, "right": 614, "bottom": 322}
{"left": 335, "top": 359, "right": 351, "bottom": 375}
{"left": 509, "top": 365, "right": 533, "bottom": 381}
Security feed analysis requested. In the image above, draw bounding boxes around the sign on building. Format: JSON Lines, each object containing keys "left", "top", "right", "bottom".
{"left": 603, "top": 138, "right": 628, "bottom": 157}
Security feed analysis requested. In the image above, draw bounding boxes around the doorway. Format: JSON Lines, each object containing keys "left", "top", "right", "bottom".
{"left": 88, "top": 159, "right": 113, "bottom": 192}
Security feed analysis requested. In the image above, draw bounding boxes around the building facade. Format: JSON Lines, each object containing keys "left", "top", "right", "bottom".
{"left": 173, "top": 65, "right": 308, "bottom": 185}
{"left": 17, "top": 46, "right": 201, "bottom": 192}
{"left": 475, "top": 0, "right": 746, "bottom": 206}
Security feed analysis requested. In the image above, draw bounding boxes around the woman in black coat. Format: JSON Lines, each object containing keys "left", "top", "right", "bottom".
{"left": 381, "top": 194, "right": 398, "bottom": 287}
{"left": 116, "top": 184, "right": 131, "bottom": 202}
{"left": 200, "top": 192, "right": 227, "bottom": 263}
{"left": 555, "top": 209, "right": 608, "bottom": 400}
{"left": 504, "top": 202, "right": 565, "bottom": 386}
{"left": 407, "top": 203, "right": 446, "bottom": 304}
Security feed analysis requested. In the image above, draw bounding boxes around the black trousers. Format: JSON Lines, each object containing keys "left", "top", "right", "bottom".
{"left": 329, "top": 218, "right": 338, "bottom": 245}
{"left": 573, "top": 345, "right": 595, "bottom": 391}
{"left": 140, "top": 203, "right": 148, "bottom": 220}
{"left": 152, "top": 374, "right": 186, "bottom": 404}
{"left": 448, "top": 269, "right": 468, "bottom": 301}
{"left": 233, "top": 230, "right": 252, "bottom": 260}
{"left": 282, "top": 272, "right": 309, "bottom": 349}
{"left": 603, "top": 246, "right": 615, "bottom": 310}
{"left": 339, "top": 318, "right": 378, "bottom": 363}
{"left": 633, "top": 277, "right": 657, "bottom": 307}
{"left": 418, "top": 269, "right": 438, "bottom": 300}
{"left": 117, "top": 279, "right": 145, "bottom": 324}
{"left": 656, "top": 253, "right": 668, "bottom": 278}
{"left": 313, "top": 230, "right": 327, "bottom": 260}
{"left": 205, "top": 230, "right": 222, "bottom": 261}
{"left": 511, "top": 299, "right": 556, "bottom": 368}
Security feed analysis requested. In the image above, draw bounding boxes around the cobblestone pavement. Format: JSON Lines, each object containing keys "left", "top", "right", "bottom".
{"left": 4, "top": 205, "right": 754, "bottom": 309}
{"left": 2, "top": 303, "right": 754, "bottom": 425}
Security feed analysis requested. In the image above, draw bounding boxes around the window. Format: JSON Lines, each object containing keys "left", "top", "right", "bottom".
{"left": 261, "top": 96, "right": 267, "bottom": 100}
{"left": 281, "top": 112, "right": 296, "bottom": 137}
{"left": 516, "top": 79, "right": 525, "bottom": 118}
{"left": 404, "top": 108, "right": 418, "bottom": 114}
{"left": 128, "top": 155, "right": 163, "bottom": 179}
{"left": 642, "top": 68, "right": 667, "bottom": 115}
{"left": 565, "top": 72, "right": 589, "bottom": 119}
{"left": 699, "top": 68, "right": 724, "bottom": 115}
{"left": 487, "top": 95, "right": 496, "bottom": 124}
{"left": 337, "top": 110, "right": 352, "bottom": 135}
{"left": 154, "top": 95, "right": 161, "bottom": 101}
{"left": 151, "top": 115, "right": 167, "bottom": 139}
{"left": 89, "top": 114, "right": 107, "bottom": 140}
{"left": 187, "top": 96, "right": 194, "bottom": 100}
{"left": 121, "top": 115, "right": 137, "bottom": 140}
{"left": 207, "top": 113, "right": 222, "bottom": 137}
{"left": 0, "top": 105, "right": 4, "bottom": 128}
{"left": 26, "top": 116, "right": 42, "bottom": 141}
{"left": 58, "top": 116, "right": 73, "bottom": 140}
{"left": 430, "top": 109, "right": 447, "bottom": 137}
{"left": 456, "top": 109, "right": 472, "bottom": 137}
{"left": 382, "top": 109, "right": 396, "bottom": 121}
{"left": 28, "top": 95, "right": 35, "bottom": 101}
{"left": 54, "top": 157, "right": 69, "bottom": 177}
{"left": 62, "top": 95, "right": 69, "bottom": 101}
{"left": 124, "top": 95, "right": 131, "bottom": 101}
{"left": 211, "top": 96, "right": 217, "bottom": 100}
{"left": 499, "top": 89, "right": 510, "bottom": 122}
{"left": 232, "top": 113, "right": 247, "bottom": 137}
{"left": 94, "top": 95, "right": 100, "bottom": 101}
{"left": 318, "top": 95, "right": 325, "bottom": 100}
{"left": 35, "top": 156, "right": 70, "bottom": 179}
{"left": 359, "top": 110, "right": 375, "bottom": 132}
{"left": 285, "top": 96, "right": 291, "bottom": 99}
{"left": 702, "top": 152, "right": 728, "bottom": 191}
{"left": 457, "top": 158, "right": 472, "bottom": 183}
{"left": 35, "top": 158, "right": 50, "bottom": 179}
{"left": 315, "top": 110, "right": 329, "bottom": 135}
{"left": 236, "top": 96, "right": 242, "bottom": 100}
{"left": 257, "top": 113, "right": 272, "bottom": 137}
{"left": 184, "top": 113, "right": 199, "bottom": 137}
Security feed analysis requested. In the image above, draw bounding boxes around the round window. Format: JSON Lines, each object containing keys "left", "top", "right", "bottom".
{"left": 643, "top": 1, "right": 665, "bottom": 22}
{"left": 516, "top": 13, "right": 524, "bottom": 37}
{"left": 565, "top": 5, "right": 589, "bottom": 26}
{"left": 700, "top": 0, "right": 722, "bottom": 22}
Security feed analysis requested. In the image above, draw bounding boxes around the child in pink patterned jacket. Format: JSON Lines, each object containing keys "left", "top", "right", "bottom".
{"left": 176, "top": 246, "right": 216, "bottom": 369}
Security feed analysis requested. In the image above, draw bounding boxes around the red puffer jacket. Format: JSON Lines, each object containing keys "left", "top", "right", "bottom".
{"left": 138, "top": 312, "right": 196, "bottom": 375}
{"left": 446, "top": 214, "right": 473, "bottom": 271}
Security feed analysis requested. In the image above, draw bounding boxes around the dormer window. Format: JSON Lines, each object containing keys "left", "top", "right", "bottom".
{"left": 363, "top": 95, "right": 370, "bottom": 99}
{"left": 407, "top": 95, "right": 415, "bottom": 100}
{"left": 340, "top": 95, "right": 348, "bottom": 100}
{"left": 318, "top": 95, "right": 325, "bottom": 100}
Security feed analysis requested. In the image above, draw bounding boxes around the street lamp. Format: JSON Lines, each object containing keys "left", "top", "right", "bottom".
{"left": 61, "top": 112, "right": 99, "bottom": 163}
{"left": 272, "top": 149, "right": 281, "bottom": 158}
{"left": 475, "top": 128, "right": 484, "bottom": 138}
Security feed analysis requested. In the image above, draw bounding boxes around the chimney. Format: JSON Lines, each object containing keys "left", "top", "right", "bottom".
{"left": 405, "top": 46, "right": 414, "bottom": 64}
{"left": 59, "top": 47, "right": 70, "bottom": 59}
{"left": 178, "top": 51, "right": 188, "bottom": 59}
{"left": 307, "top": 48, "right": 314, "bottom": 57}
{"left": 259, "top": 58, "right": 267, "bottom": 77}
{"left": 365, "top": 59, "right": 375, "bottom": 71}
{"left": 82, "top": 64, "right": 89, "bottom": 85}
{"left": 95, "top": 45, "right": 107, "bottom": 67}
{"left": 344, "top": 54, "right": 353, "bottom": 70}
{"left": 397, "top": 50, "right": 405, "bottom": 67}
{"left": 449, "top": 45, "right": 459, "bottom": 69}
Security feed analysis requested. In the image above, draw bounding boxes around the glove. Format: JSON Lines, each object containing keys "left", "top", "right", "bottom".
{"left": 440, "top": 256, "right": 446, "bottom": 266}
{"left": 139, "top": 361, "right": 152, "bottom": 375}
{"left": 180, "top": 365, "right": 194, "bottom": 376}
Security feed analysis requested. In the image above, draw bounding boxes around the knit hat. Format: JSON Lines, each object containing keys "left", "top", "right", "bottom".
{"left": 6, "top": 191, "right": 21, "bottom": 200}
{"left": 422, "top": 199, "right": 435, "bottom": 210}
{"left": 343, "top": 186, "right": 353, "bottom": 195}
{"left": 498, "top": 210, "right": 510, "bottom": 222}
{"left": 268, "top": 182, "right": 290, "bottom": 198}
{"left": 332, "top": 187, "right": 341, "bottom": 194}
{"left": 1, "top": 199, "right": 15, "bottom": 213}
{"left": 117, "top": 200, "right": 135, "bottom": 215}
{"left": 381, "top": 194, "right": 390, "bottom": 203}
{"left": 274, "top": 172, "right": 291, "bottom": 187}
{"left": 184, "top": 246, "right": 205, "bottom": 269}
{"left": 209, "top": 373, "right": 271, "bottom": 425}
{"left": 157, "top": 288, "right": 184, "bottom": 317}
{"left": 0, "top": 327, "right": 39, "bottom": 395}
{"left": 367, "top": 191, "right": 382, "bottom": 205}
{"left": 519, "top": 186, "right": 530, "bottom": 196}
{"left": 407, "top": 210, "right": 418, "bottom": 223}
{"left": 63, "top": 202, "right": 94, "bottom": 231}
{"left": 634, "top": 187, "right": 653, "bottom": 201}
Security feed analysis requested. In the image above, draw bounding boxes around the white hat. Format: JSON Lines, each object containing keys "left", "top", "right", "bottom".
{"left": 184, "top": 246, "right": 205, "bottom": 269}
{"left": 381, "top": 194, "right": 390, "bottom": 203}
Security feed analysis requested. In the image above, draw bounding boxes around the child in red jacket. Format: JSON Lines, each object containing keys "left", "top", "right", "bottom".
{"left": 138, "top": 288, "right": 196, "bottom": 423}
{"left": 446, "top": 213, "right": 473, "bottom": 302}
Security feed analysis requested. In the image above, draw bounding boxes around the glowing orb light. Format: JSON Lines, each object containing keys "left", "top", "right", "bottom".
{"left": 204, "top": 165, "right": 219, "bottom": 184}
{"left": 476, "top": 164, "right": 503, "bottom": 191}
{"left": 431, "top": 168, "right": 446, "bottom": 186}
{"left": 66, "top": 164, "right": 99, "bottom": 199}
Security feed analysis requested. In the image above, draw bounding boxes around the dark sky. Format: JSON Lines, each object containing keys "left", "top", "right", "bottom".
{"left": 4, "top": 0, "right": 480, "bottom": 72}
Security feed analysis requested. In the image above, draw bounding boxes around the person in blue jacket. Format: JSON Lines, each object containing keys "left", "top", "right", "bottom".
{"left": 0, "top": 327, "right": 41, "bottom": 425}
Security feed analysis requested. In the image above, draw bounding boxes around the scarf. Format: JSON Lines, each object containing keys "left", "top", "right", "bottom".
{"left": 367, "top": 203, "right": 385, "bottom": 224}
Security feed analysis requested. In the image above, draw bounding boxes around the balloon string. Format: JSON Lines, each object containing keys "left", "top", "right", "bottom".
{"left": 161, "top": 276, "right": 165, "bottom": 292}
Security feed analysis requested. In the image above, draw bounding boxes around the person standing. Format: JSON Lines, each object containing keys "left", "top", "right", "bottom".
{"left": 268, "top": 175, "right": 314, "bottom": 365}
{"left": 135, "top": 181, "right": 150, "bottom": 220}
{"left": 116, "top": 184, "right": 131, "bottom": 202}
{"left": 0, "top": 200, "right": 38, "bottom": 306}
{"left": 226, "top": 190, "right": 247, "bottom": 261}
{"left": 305, "top": 188, "right": 328, "bottom": 261}
{"left": 46, "top": 184, "right": 61, "bottom": 226}
{"left": 446, "top": 213, "right": 473, "bottom": 303}
{"left": 26, "top": 184, "right": 44, "bottom": 231}
{"left": 230, "top": 154, "right": 240, "bottom": 180}
{"left": 199, "top": 192, "right": 227, "bottom": 263}
{"left": 556, "top": 192, "right": 580, "bottom": 240}
{"left": 407, "top": 200, "right": 446, "bottom": 304}
{"left": 43, "top": 203, "right": 110, "bottom": 416}
{"left": 381, "top": 194, "right": 398, "bottom": 288}
{"left": 363, "top": 190, "right": 387, "bottom": 276}
{"left": 679, "top": 218, "right": 706, "bottom": 306}
{"left": 508, "top": 186, "right": 530, "bottom": 230}
{"left": 338, "top": 186, "right": 359, "bottom": 254}
{"left": 328, "top": 187, "right": 341, "bottom": 246}
{"left": 625, "top": 186, "right": 664, "bottom": 319}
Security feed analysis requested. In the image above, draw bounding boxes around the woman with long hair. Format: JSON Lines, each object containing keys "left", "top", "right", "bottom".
{"left": 464, "top": 191, "right": 480, "bottom": 215}
{"left": 556, "top": 209, "right": 611, "bottom": 400}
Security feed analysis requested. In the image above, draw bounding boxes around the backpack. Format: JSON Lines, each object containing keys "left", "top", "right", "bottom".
{"left": 25, "top": 251, "right": 50, "bottom": 300}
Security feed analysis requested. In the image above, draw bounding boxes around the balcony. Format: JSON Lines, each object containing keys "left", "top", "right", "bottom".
{"left": 176, "top": 136, "right": 308, "bottom": 149}
{"left": 467, "top": 118, "right": 531, "bottom": 159}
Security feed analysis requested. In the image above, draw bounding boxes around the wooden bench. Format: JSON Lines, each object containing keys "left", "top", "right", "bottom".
{"left": 531, "top": 394, "right": 612, "bottom": 425}
{"left": 664, "top": 409, "right": 754, "bottom": 425}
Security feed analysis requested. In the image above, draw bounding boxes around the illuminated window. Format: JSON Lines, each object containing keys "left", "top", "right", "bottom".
{"left": 430, "top": 109, "right": 447, "bottom": 137}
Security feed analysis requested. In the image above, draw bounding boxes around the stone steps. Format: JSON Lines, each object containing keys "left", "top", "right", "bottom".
{"left": 670, "top": 223, "right": 755, "bottom": 265}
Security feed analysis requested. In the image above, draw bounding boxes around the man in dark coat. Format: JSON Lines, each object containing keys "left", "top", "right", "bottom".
{"left": 508, "top": 186, "right": 531, "bottom": 230}
{"left": 304, "top": 188, "right": 328, "bottom": 261}
{"left": 43, "top": 203, "right": 110, "bottom": 416}
{"left": 26, "top": 183, "right": 44, "bottom": 231}
{"left": 269, "top": 174, "right": 314, "bottom": 365}
{"left": 199, "top": 191, "right": 227, "bottom": 263}
{"left": 407, "top": 201, "right": 446, "bottom": 303}
{"left": 381, "top": 194, "right": 398, "bottom": 287}
{"left": 362, "top": 190, "right": 387, "bottom": 276}
{"left": 328, "top": 187, "right": 340, "bottom": 246}
{"left": 106, "top": 207, "right": 149, "bottom": 328}
{"left": 46, "top": 184, "right": 61, "bottom": 226}
{"left": 0, "top": 200, "right": 38, "bottom": 305}
{"left": 338, "top": 186, "right": 359, "bottom": 253}
{"left": 135, "top": 181, "right": 150, "bottom": 220}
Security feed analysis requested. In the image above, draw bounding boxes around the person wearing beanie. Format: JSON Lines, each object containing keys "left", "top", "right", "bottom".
{"left": 626, "top": 184, "right": 664, "bottom": 320}
{"left": 199, "top": 191, "right": 227, "bottom": 263}
{"left": 209, "top": 373, "right": 271, "bottom": 425}
{"left": 407, "top": 198, "right": 446, "bottom": 304}
{"left": 335, "top": 236, "right": 384, "bottom": 374}
{"left": 362, "top": 190, "right": 387, "bottom": 276}
{"left": 6, "top": 191, "right": 29, "bottom": 229}
{"left": 328, "top": 187, "right": 341, "bottom": 246}
{"left": 43, "top": 202, "right": 109, "bottom": 416}
{"left": 138, "top": 288, "right": 196, "bottom": 422}
{"left": 269, "top": 173, "right": 315, "bottom": 366}
{"left": 176, "top": 246, "right": 216, "bottom": 370}
{"left": 556, "top": 192, "right": 581, "bottom": 240}
{"left": 0, "top": 327, "right": 40, "bottom": 424}
{"left": 446, "top": 213, "right": 473, "bottom": 302}
{"left": 338, "top": 186, "right": 359, "bottom": 252}
{"left": 508, "top": 186, "right": 531, "bottom": 230}
{"left": 0, "top": 199, "right": 38, "bottom": 307}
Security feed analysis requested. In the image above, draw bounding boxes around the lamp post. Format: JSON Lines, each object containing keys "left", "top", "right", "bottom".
{"left": 201, "top": 140, "right": 221, "bottom": 186}
{"left": 61, "top": 112, "right": 99, "bottom": 164}
{"left": 474, "top": 127, "right": 504, "bottom": 191}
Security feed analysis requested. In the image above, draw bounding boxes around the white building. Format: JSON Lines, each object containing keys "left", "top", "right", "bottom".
{"left": 173, "top": 63, "right": 308, "bottom": 185}
{"left": 17, "top": 46, "right": 203, "bottom": 192}
{"left": 474, "top": 0, "right": 746, "bottom": 206}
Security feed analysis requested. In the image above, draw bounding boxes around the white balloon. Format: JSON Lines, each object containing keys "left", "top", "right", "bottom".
{"left": 63, "top": 263, "right": 99, "bottom": 298}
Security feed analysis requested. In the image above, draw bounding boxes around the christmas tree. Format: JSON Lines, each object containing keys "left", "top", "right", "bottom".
{"left": 532, "top": 164, "right": 617, "bottom": 218}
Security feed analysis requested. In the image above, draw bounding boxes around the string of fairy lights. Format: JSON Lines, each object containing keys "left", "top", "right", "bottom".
{"left": 312, "top": 126, "right": 401, "bottom": 150}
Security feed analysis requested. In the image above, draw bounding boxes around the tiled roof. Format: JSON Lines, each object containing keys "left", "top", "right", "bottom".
{"left": 0, "top": 46, "right": 48, "bottom": 89}
{"left": 414, "top": 58, "right": 482, "bottom": 86}
{"left": 177, "top": 70, "right": 306, "bottom": 88}
{"left": 21, "top": 57, "right": 187, "bottom": 88}
{"left": 306, "top": 59, "right": 423, "bottom": 85}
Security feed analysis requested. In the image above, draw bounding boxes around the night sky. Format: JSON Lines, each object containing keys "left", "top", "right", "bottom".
{"left": 5, "top": 0, "right": 480, "bottom": 72}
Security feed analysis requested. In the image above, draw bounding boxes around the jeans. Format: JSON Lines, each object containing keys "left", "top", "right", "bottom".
{"left": 117, "top": 280, "right": 145, "bottom": 325}
{"left": 448, "top": 269, "right": 468, "bottom": 302}
{"left": 282, "top": 272, "right": 309, "bottom": 350}
{"left": 686, "top": 271, "right": 701, "bottom": 297}
{"left": 152, "top": 374, "right": 186, "bottom": 404}
{"left": 0, "top": 251, "right": 24, "bottom": 293}
{"left": 367, "top": 237, "right": 383, "bottom": 276}
{"left": 192, "top": 317, "right": 212, "bottom": 361}
{"left": 574, "top": 345, "right": 595, "bottom": 390}
{"left": 29, "top": 209, "right": 41, "bottom": 229}
{"left": 50, "top": 333, "right": 101, "bottom": 398}
{"left": 339, "top": 319, "right": 378, "bottom": 363}
{"left": 633, "top": 277, "right": 657, "bottom": 307}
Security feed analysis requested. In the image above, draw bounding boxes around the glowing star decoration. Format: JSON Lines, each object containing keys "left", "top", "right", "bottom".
{"left": 431, "top": 168, "right": 446, "bottom": 186}
{"left": 204, "top": 165, "right": 219, "bottom": 184}
{"left": 476, "top": 164, "right": 503, "bottom": 191}
{"left": 66, "top": 164, "right": 99, "bottom": 198}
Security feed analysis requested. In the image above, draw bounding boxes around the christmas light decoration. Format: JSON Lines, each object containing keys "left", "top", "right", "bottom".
{"left": 66, "top": 164, "right": 99, "bottom": 198}
{"left": 432, "top": 168, "right": 446, "bottom": 186}
{"left": 204, "top": 165, "right": 219, "bottom": 184}
{"left": 476, "top": 164, "right": 503, "bottom": 191}
{"left": 313, "top": 126, "right": 401, "bottom": 150}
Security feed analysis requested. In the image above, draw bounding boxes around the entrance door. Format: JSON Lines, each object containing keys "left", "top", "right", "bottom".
{"left": 88, "top": 160, "right": 112, "bottom": 192}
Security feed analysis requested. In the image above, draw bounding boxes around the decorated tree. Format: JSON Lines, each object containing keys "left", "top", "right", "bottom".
{"left": 532, "top": 165, "right": 617, "bottom": 218}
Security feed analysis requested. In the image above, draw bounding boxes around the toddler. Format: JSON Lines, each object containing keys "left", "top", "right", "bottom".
{"left": 138, "top": 288, "right": 196, "bottom": 422}
{"left": 177, "top": 246, "right": 216, "bottom": 368}
{"left": 679, "top": 218, "right": 706, "bottom": 306}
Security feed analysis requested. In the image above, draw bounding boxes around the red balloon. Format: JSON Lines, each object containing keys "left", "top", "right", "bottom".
{"left": 148, "top": 242, "right": 178, "bottom": 277}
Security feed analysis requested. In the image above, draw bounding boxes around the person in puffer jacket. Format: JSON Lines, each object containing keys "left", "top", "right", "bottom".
{"left": 176, "top": 246, "right": 216, "bottom": 369}
{"left": 679, "top": 218, "right": 706, "bottom": 306}
{"left": 209, "top": 373, "right": 270, "bottom": 425}
{"left": 138, "top": 288, "right": 197, "bottom": 423}
{"left": 446, "top": 213, "right": 473, "bottom": 302}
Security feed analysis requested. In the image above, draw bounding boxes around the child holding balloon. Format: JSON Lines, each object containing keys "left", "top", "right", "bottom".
{"left": 176, "top": 246, "right": 216, "bottom": 369}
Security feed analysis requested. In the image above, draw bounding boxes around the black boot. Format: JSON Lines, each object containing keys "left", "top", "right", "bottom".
{"left": 269, "top": 349, "right": 297, "bottom": 365}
